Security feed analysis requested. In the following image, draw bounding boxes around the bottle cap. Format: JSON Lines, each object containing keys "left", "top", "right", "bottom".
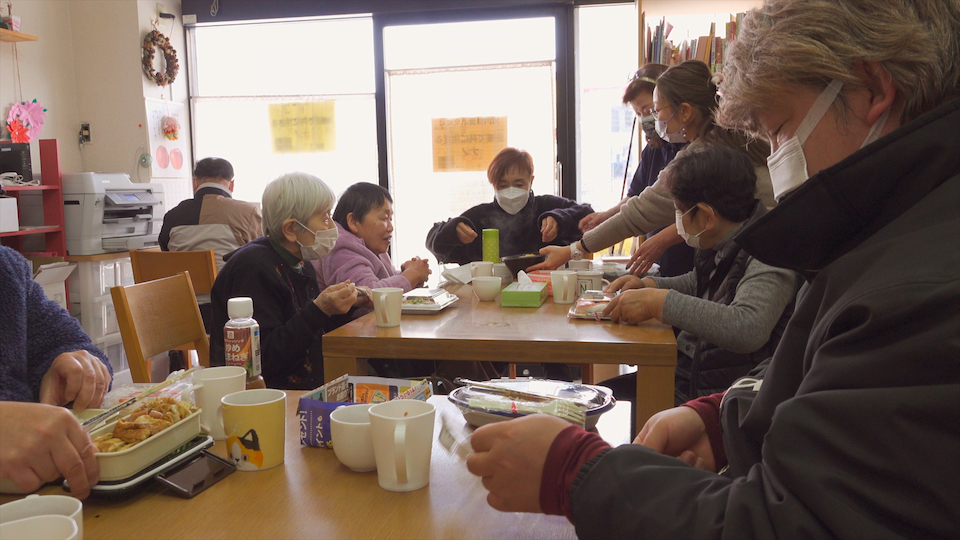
{"left": 227, "top": 297, "right": 254, "bottom": 319}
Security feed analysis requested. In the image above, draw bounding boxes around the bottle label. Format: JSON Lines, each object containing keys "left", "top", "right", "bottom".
{"left": 224, "top": 325, "right": 262, "bottom": 379}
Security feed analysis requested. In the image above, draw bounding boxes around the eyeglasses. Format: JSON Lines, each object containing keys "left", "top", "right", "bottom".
{"left": 629, "top": 71, "right": 658, "bottom": 85}
{"left": 651, "top": 104, "right": 672, "bottom": 116}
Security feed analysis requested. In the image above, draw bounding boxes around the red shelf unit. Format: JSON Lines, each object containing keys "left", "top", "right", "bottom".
{"left": 0, "top": 139, "right": 67, "bottom": 257}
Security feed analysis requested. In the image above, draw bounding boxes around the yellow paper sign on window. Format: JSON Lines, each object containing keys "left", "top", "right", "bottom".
{"left": 269, "top": 101, "right": 336, "bottom": 154}
{"left": 432, "top": 116, "right": 507, "bottom": 172}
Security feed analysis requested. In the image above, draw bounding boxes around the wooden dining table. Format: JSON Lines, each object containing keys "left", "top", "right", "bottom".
{"left": 324, "top": 283, "right": 677, "bottom": 429}
{"left": 0, "top": 394, "right": 632, "bottom": 540}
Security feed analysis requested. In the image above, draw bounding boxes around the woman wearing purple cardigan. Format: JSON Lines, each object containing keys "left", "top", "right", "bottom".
{"left": 312, "top": 182, "right": 431, "bottom": 317}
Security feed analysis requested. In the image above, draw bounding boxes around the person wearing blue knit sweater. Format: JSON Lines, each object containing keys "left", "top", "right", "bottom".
{"left": 0, "top": 245, "right": 112, "bottom": 499}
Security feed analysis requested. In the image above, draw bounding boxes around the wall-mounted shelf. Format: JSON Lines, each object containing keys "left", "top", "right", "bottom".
{"left": 0, "top": 28, "right": 38, "bottom": 42}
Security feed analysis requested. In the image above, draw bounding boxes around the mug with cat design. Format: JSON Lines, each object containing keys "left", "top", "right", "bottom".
{"left": 220, "top": 389, "right": 286, "bottom": 471}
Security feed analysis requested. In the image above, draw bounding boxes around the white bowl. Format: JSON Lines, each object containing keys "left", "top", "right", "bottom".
{"left": 0, "top": 515, "right": 78, "bottom": 540}
{"left": 472, "top": 276, "right": 502, "bottom": 301}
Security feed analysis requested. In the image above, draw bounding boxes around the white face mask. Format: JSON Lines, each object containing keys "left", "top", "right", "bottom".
{"left": 655, "top": 110, "right": 687, "bottom": 144}
{"left": 767, "top": 79, "right": 890, "bottom": 201}
{"left": 675, "top": 206, "right": 706, "bottom": 249}
{"left": 496, "top": 187, "right": 530, "bottom": 215}
{"left": 295, "top": 220, "right": 338, "bottom": 260}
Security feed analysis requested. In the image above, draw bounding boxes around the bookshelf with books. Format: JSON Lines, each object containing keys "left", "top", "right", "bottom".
{"left": 638, "top": 1, "right": 762, "bottom": 72}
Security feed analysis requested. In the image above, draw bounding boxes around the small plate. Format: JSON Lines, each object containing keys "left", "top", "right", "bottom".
{"left": 448, "top": 378, "right": 615, "bottom": 430}
{"left": 402, "top": 292, "right": 459, "bottom": 313}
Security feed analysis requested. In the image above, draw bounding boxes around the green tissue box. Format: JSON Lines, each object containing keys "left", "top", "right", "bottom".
{"left": 500, "top": 281, "right": 548, "bottom": 307}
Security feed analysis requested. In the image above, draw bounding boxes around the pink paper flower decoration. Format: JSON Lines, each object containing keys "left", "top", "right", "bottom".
{"left": 6, "top": 99, "right": 48, "bottom": 142}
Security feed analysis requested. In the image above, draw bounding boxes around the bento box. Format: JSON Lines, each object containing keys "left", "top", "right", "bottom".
{"left": 91, "top": 409, "right": 201, "bottom": 481}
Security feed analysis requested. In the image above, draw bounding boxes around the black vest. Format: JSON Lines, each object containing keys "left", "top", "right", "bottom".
{"left": 675, "top": 203, "right": 797, "bottom": 403}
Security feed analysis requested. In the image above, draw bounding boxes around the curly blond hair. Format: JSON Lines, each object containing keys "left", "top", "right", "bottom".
{"left": 718, "top": 0, "right": 960, "bottom": 134}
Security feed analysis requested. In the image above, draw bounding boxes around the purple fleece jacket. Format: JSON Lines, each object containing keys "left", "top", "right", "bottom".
{"left": 0, "top": 246, "right": 111, "bottom": 402}
{"left": 311, "top": 224, "right": 413, "bottom": 316}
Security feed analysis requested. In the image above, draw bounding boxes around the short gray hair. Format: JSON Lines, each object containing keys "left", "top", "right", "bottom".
{"left": 719, "top": 0, "right": 960, "bottom": 133}
{"left": 261, "top": 172, "right": 336, "bottom": 239}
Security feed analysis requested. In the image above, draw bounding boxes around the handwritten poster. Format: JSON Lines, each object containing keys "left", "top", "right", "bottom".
{"left": 145, "top": 98, "right": 189, "bottom": 179}
{"left": 431, "top": 116, "right": 508, "bottom": 172}
{"left": 268, "top": 101, "right": 336, "bottom": 153}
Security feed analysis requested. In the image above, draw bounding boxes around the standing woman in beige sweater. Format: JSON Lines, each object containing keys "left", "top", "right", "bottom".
{"left": 530, "top": 60, "right": 774, "bottom": 273}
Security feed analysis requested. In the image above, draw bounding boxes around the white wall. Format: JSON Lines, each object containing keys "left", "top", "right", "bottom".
{"left": 0, "top": 0, "right": 191, "bottom": 186}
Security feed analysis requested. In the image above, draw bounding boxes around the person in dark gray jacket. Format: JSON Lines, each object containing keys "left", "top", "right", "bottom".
{"left": 464, "top": 1, "right": 960, "bottom": 538}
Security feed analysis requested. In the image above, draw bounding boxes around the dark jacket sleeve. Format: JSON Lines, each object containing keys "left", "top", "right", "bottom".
{"left": 537, "top": 195, "right": 594, "bottom": 246}
{"left": 425, "top": 207, "right": 485, "bottom": 264}
{"left": 212, "top": 260, "right": 326, "bottom": 381}
{"left": 571, "top": 281, "right": 960, "bottom": 539}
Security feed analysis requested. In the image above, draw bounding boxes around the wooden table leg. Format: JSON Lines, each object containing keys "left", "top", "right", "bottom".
{"left": 633, "top": 364, "right": 675, "bottom": 434}
{"left": 323, "top": 355, "right": 361, "bottom": 383}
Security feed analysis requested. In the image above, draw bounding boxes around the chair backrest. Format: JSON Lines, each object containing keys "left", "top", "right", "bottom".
{"left": 111, "top": 272, "right": 210, "bottom": 383}
{"left": 129, "top": 249, "right": 218, "bottom": 295}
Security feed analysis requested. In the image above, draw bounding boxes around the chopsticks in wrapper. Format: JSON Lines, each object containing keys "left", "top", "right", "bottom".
{"left": 454, "top": 378, "right": 588, "bottom": 426}
{"left": 81, "top": 368, "right": 197, "bottom": 433}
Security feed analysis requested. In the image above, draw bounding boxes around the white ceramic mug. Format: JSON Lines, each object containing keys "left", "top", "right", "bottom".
{"left": 550, "top": 270, "right": 579, "bottom": 304}
{"left": 492, "top": 263, "right": 513, "bottom": 284}
{"left": 368, "top": 400, "right": 435, "bottom": 492}
{"left": 0, "top": 494, "right": 82, "bottom": 540}
{"left": 567, "top": 260, "right": 593, "bottom": 271}
{"left": 220, "top": 389, "right": 286, "bottom": 471}
{"left": 372, "top": 287, "right": 403, "bottom": 328}
{"left": 186, "top": 366, "right": 246, "bottom": 440}
{"left": 0, "top": 515, "right": 78, "bottom": 540}
{"left": 470, "top": 261, "right": 494, "bottom": 277}
{"left": 330, "top": 404, "right": 377, "bottom": 472}
{"left": 576, "top": 270, "right": 609, "bottom": 296}
{"left": 472, "top": 276, "right": 501, "bottom": 301}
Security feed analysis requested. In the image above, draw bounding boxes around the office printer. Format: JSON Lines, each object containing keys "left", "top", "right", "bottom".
{"left": 63, "top": 172, "right": 165, "bottom": 255}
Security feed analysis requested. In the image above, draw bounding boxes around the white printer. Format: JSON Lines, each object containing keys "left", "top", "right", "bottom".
{"left": 63, "top": 172, "right": 165, "bottom": 255}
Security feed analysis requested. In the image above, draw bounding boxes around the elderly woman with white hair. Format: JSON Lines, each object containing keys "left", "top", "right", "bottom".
{"left": 210, "top": 172, "right": 362, "bottom": 390}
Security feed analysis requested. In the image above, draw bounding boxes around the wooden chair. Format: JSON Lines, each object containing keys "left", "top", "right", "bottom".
{"left": 129, "top": 248, "right": 218, "bottom": 294}
{"left": 111, "top": 272, "right": 210, "bottom": 383}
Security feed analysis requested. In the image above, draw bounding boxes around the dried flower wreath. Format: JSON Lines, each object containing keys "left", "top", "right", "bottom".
{"left": 142, "top": 30, "right": 179, "bottom": 86}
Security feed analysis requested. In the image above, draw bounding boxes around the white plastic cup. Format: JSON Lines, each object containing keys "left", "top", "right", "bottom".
{"left": 185, "top": 366, "right": 246, "bottom": 440}
{"left": 576, "top": 270, "right": 607, "bottom": 296}
{"left": 470, "top": 261, "right": 494, "bottom": 277}
{"left": 368, "top": 400, "right": 435, "bottom": 492}
{"left": 372, "top": 287, "right": 403, "bottom": 328}
{"left": 550, "top": 270, "right": 578, "bottom": 304}
{"left": 0, "top": 515, "right": 78, "bottom": 540}
{"left": 0, "top": 494, "right": 82, "bottom": 540}
{"left": 472, "top": 276, "right": 502, "bottom": 301}
{"left": 330, "top": 404, "right": 377, "bottom": 472}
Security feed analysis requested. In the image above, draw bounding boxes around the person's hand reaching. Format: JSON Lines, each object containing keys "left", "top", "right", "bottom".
{"left": 634, "top": 406, "right": 716, "bottom": 472}
{"left": 456, "top": 222, "right": 478, "bottom": 245}
{"left": 39, "top": 350, "right": 111, "bottom": 411}
{"left": 315, "top": 281, "right": 359, "bottom": 316}
{"left": 540, "top": 216, "right": 559, "bottom": 243}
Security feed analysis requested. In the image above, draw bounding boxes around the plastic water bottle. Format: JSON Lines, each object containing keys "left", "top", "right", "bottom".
{"left": 224, "top": 297, "right": 266, "bottom": 389}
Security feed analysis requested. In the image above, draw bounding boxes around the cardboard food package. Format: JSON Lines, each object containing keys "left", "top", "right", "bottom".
{"left": 298, "top": 375, "right": 432, "bottom": 448}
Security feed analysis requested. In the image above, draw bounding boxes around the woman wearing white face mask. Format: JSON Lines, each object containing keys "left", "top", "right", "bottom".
{"left": 597, "top": 145, "right": 800, "bottom": 419}
{"left": 577, "top": 64, "right": 696, "bottom": 279}
{"left": 426, "top": 147, "right": 594, "bottom": 265}
{"left": 531, "top": 61, "right": 774, "bottom": 278}
{"left": 210, "top": 172, "right": 366, "bottom": 389}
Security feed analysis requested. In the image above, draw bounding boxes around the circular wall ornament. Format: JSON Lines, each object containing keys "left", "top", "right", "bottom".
{"left": 142, "top": 30, "right": 179, "bottom": 86}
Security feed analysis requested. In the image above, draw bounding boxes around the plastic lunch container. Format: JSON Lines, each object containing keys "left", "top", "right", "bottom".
{"left": 91, "top": 409, "right": 201, "bottom": 481}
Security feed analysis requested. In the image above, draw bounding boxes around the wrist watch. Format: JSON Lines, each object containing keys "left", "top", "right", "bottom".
{"left": 569, "top": 241, "right": 585, "bottom": 260}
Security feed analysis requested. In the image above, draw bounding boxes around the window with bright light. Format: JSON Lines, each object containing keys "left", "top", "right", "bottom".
{"left": 576, "top": 4, "right": 641, "bottom": 216}
{"left": 188, "top": 17, "right": 378, "bottom": 206}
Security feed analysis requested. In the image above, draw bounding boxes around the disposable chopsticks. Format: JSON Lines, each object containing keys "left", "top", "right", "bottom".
{"left": 454, "top": 378, "right": 592, "bottom": 408}
{"left": 81, "top": 367, "right": 196, "bottom": 433}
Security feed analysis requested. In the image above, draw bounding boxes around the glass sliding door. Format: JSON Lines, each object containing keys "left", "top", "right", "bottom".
{"left": 379, "top": 14, "right": 560, "bottom": 266}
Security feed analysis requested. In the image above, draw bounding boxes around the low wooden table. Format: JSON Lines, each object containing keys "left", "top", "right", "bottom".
{"left": 1, "top": 395, "right": 632, "bottom": 539}
{"left": 324, "top": 283, "right": 677, "bottom": 429}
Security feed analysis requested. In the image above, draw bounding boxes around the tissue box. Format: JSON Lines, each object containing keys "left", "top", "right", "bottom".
{"left": 298, "top": 375, "right": 432, "bottom": 448}
{"left": 525, "top": 270, "right": 555, "bottom": 296}
{"left": 0, "top": 197, "right": 18, "bottom": 233}
{"left": 500, "top": 281, "right": 548, "bottom": 307}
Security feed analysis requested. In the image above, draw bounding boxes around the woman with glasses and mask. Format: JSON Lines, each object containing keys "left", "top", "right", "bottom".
{"left": 579, "top": 64, "right": 695, "bottom": 278}
{"left": 210, "top": 172, "right": 366, "bottom": 390}
{"left": 530, "top": 60, "right": 773, "bottom": 277}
